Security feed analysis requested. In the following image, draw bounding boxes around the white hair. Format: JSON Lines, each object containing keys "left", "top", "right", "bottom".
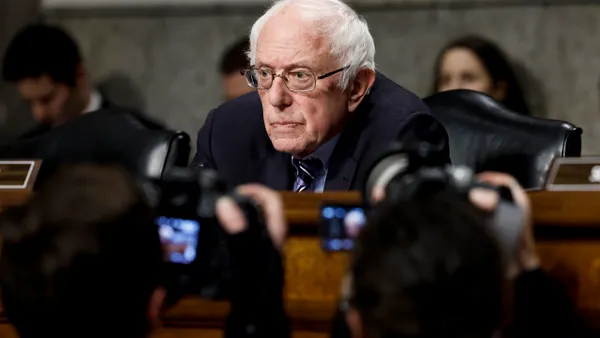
{"left": 247, "top": 0, "right": 376, "bottom": 90}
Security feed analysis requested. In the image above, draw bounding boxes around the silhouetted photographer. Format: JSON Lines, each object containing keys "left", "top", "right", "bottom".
{"left": 0, "top": 165, "right": 290, "bottom": 338}
{"left": 327, "top": 142, "right": 592, "bottom": 338}
{"left": 150, "top": 166, "right": 290, "bottom": 337}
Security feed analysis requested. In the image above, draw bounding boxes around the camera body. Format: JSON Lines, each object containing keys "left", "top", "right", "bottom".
{"left": 320, "top": 203, "right": 367, "bottom": 252}
{"left": 147, "top": 166, "right": 262, "bottom": 300}
{"left": 365, "top": 142, "right": 524, "bottom": 257}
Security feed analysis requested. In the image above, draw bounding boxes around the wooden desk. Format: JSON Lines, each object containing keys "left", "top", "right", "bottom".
{"left": 1, "top": 190, "right": 600, "bottom": 338}
{"left": 528, "top": 190, "right": 600, "bottom": 327}
{"left": 152, "top": 191, "right": 600, "bottom": 337}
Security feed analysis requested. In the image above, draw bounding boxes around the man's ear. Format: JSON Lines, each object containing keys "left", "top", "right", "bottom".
{"left": 346, "top": 307, "right": 365, "bottom": 338}
{"left": 75, "top": 62, "right": 88, "bottom": 87}
{"left": 347, "top": 69, "right": 376, "bottom": 113}
{"left": 147, "top": 286, "right": 167, "bottom": 328}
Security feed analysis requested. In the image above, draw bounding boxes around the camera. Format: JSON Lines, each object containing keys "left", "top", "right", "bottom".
{"left": 146, "top": 166, "right": 264, "bottom": 300}
{"left": 365, "top": 142, "right": 524, "bottom": 257}
{"left": 320, "top": 203, "right": 367, "bottom": 252}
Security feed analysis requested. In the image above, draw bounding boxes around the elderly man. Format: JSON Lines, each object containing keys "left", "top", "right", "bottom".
{"left": 194, "top": 0, "right": 449, "bottom": 192}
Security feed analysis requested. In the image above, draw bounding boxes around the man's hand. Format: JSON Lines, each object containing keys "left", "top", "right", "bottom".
{"left": 216, "top": 184, "right": 287, "bottom": 251}
{"left": 470, "top": 172, "right": 540, "bottom": 277}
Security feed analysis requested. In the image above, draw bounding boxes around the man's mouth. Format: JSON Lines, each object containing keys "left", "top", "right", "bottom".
{"left": 272, "top": 122, "right": 301, "bottom": 126}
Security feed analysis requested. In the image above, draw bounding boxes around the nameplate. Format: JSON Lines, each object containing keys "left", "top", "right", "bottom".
{"left": 0, "top": 160, "right": 41, "bottom": 190}
{"left": 545, "top": 157, "right": 600, "bottom": 191}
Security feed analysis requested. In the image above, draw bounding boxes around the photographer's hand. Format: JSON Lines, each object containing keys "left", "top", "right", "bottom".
{"left": 215, "top": 184, "right": 290, "bottom": 338}
{"left": 470, "top": 172, "right": 540, "bottom": 277}
{"left": 215, "top": 184, "right": 287, "bottom": 250}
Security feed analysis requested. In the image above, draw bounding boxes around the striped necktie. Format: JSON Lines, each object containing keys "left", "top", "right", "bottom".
{"left": 292, "top": 158, "right": 323, "bottom": 192}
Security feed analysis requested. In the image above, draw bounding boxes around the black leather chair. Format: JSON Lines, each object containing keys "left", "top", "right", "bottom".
{"left": 0, "top": 110, "right": 191, "bottom": 185}
{"left": 423, "top": 90, "right": 582, "bottom": 189}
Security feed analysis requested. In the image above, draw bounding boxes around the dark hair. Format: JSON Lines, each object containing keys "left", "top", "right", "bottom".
{"left": 2, "top": 23, "right": 82, "bottom": 86}
{"left": 351, "top": 193, "right": 505, "bottom": 338}
{"left": 432, "top": 35, "right": 531, "bottom": 116}
{"left": 0, "top": 165, "right": 162, "bottom": 338}
{"left": 219, "top": 37, "right": 250, "bottom": 75}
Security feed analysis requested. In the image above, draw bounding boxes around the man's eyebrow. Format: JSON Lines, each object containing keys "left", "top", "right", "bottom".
{"left": 255, "top": 62, "right": 314, "bottom": 70}
{"left": 286, "top": 63, "right": 313, "bottom": 69}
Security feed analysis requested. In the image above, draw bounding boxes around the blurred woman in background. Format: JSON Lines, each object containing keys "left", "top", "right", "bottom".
{"left": 431, "top": 35, "right": 531, "bottom": 116}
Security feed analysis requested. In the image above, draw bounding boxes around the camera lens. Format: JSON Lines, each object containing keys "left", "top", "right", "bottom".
{"left": 365, "top": 153, "right": 409, "bottom": 203}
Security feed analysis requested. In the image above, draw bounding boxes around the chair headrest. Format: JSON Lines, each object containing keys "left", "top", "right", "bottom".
{"left": 423, "top": 90, "right": 582, "bottom": 188}
{"left": 0, "top": 111, "right": 191, "bottom": 185}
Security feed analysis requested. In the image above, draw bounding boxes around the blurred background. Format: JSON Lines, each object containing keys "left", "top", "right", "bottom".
{"left": 1, "top": 0, "right": 599, "bottom": 153}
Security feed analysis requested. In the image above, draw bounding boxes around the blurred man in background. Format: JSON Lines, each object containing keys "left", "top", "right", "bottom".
{"left": 2, "top": 23, "right": 163, "bottom": 139}
{"left": 219, "top": 37, "right": 254, "bottom": 101}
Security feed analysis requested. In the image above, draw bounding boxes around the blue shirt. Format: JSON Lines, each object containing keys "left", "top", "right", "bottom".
{"left": 292, "top": 134, "right": 340, "bottom": 192}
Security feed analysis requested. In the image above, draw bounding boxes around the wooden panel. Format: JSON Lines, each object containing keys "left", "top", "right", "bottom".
{"left": 0, "top": 324, "right": 327, "bottom": 338}
{"left": 529, "top": 191, "right": 600, "bottom": 227}
{"left": 153, "top": 328, "right": 326, "bottom": 338}
{"left": 154, "top": 328, "right": 222, "bottom": 338}
{"left": 282, "top": 190, "right": 600, "bottom": 230}
{"left": 0, "top": 190, "right": 32, "bottom": 208}
{"left": 0, "top": 324, "right": 17, "bottom": 338}
{"left": 281, "top": 191, "right": 361, "bottom": 228}
{"left": 285, "top": 237, "right": 349, "bottom": 301}
{"left": 283, "top": 190, "right": 600, "bottom": 230}
{"left": 161, "top": 298, "right": 337, "bottom": 332}
{"left": 537, "top": 241, "right": 600, "bottom": 309}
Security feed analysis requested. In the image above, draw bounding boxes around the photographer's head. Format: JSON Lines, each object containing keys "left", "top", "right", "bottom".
{"left": 347, "top": 194, "right": 505, "bottom": 338}
{"left": 0, "top": 165, "right": 164, "bottom": 338}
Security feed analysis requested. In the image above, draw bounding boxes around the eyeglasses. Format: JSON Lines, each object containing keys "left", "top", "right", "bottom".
{"left": 241, "top": 66, "right": 349, "bottom": 92}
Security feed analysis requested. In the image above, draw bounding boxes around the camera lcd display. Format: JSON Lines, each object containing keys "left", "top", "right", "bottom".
{"left": 320, "top": 205, "right": 366, "bottom": 252}
{"left": 156, "top": 217, "right": 200, "bottom": 264}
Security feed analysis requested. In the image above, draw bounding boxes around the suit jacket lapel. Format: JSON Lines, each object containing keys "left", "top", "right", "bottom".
{"left": 325, "top": 103, "right": 372, "bottom": 191}
{"left": 259, "top": 148, "right": 294, "bottom": 190}
{"left": 325, "top": 154, "right": 358, "bottom": 191}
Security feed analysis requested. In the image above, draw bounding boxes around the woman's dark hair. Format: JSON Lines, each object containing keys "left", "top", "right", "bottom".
{"left": 431, "top": 35, "right": 531, "bottom": 116}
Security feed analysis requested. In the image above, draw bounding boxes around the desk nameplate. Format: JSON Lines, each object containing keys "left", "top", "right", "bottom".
{"left": 0, "top": 160, "right": 41, "bottom": 191}
{"left": 545, "top": 157, "right": 600, "bottom": 191}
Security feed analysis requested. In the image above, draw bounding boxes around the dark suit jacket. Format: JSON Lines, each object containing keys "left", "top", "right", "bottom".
{"left": 18, "top": 96, "right": 165, "bottom": 139}
{"left": 193, "top": 73, "right": 450, "bottom": 191}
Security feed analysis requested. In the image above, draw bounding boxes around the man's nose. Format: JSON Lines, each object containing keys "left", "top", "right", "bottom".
{"left": 268, "top": 77, "right": 293, "bottom": 109}
{"left": 31, "top": 104, "right": 49, "bottom": 122}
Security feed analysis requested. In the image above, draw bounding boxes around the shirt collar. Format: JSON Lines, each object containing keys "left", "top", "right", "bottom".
{"left": 295, "top": 134, "right": 341, "bottom": 169}
{"left": 83, "top": 91, "right": 102, "bottom": 114}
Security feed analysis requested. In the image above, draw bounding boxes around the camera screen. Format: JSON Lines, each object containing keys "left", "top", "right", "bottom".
{"left": 320, "top": 205, "right": 366, "bottom": 252}
{"left": 156, "top": 217, "right": 200, "bottom": 264}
